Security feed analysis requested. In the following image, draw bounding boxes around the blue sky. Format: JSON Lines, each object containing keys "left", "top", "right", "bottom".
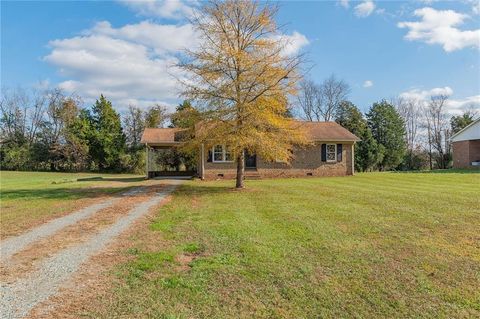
{"left": 1, "top": 0, "right": 479, "bottom": 115}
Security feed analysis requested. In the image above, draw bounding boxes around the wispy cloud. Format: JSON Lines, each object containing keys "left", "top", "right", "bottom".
{"left": 399, "top": 86, "right": 480, "bottom": 115}
{"left": 398, "top": 7, "right": 480, "bottom": 52}
{"left": 117, "top": 0, "right": 195, "bottom": 19}
{"left": 338, "top": 0, "right": 349, "bottom": 9}
{"left": 274, "top": 31, "right": 310, "bottom": 56}
{"left": 363, "top": 80, "right": 373, "bottom": 88}
{"left": 355, "top": 0, "right": 376, "bottom": 17}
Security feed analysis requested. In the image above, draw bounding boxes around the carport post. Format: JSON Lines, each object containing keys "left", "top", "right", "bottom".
{"left": 145, "top": 143, "right": 149, "bottom": 179}
{"left": 201, "top": 143, "right": 205, "bottom": 180}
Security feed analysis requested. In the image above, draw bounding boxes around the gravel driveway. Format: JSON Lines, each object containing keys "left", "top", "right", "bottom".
{"left": 0, "top": 180, "right": 182, "bottom": 319}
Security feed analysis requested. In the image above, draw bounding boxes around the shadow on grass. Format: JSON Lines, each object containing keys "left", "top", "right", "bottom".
{"left": 2, "top": 179, "right": 252, "bottom": 202}
{"left": 393, "top": 168, "right": 480, "bottom": 174}
{"left": 1, "top": 184, "right": 170, "bottom": 201}
{"left": 174, "top": 182, "right": 254, "bottom": 197}
{"left": 77, "top": 176, "right": 146, "bottom": 183}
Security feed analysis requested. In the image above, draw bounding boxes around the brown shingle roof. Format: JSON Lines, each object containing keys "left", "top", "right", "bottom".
{"left": 140, "top": 128, "right": 187, "bottom": 144}
{"left": 294, "top": 121, "right": 360, "bottom": 142}
{"left": 141, "top": 121, "right": 359, "bottom": 144}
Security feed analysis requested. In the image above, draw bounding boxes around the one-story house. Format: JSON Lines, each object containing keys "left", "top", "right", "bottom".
{"left": 451, "top": 118, "right": 480, "bottom": 169}
{"left": 141, "top": 121, "right": 360, "bottom": 179}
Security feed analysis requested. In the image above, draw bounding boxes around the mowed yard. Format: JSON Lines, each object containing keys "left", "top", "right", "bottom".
{"left": 91, "top": 171, "right": 479, "bottom": 318}
{"left": 1, "top": 170, "right": 479, "bottom": 318}
{"left": 0, "top": 171, "right": 145, "bottom": 238}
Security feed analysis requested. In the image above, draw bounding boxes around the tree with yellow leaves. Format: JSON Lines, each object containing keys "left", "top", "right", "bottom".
{"left": 179, "top": 0, "right": 307, "bottom": 188}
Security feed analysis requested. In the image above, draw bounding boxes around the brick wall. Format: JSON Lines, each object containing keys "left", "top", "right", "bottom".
{"left": 202, "top": 143, "right": 354, "bottom": 179}
{"left": 469, "top": 140, "right": 480, "bottom": 163}
{"left": 452, "top": 139, "right": 480, "bottom": 168}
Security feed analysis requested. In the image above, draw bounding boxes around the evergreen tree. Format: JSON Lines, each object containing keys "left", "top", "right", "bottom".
{"left": 450, "top": 110, "right": 477, "bottom": 134}
{"left": 356, "top": 127, "right": 384, "bottom": 172}
{"left": 336, "top": 101, "right": 383, "bottom": 171}
{"left": 88, "top": 95, "right": 126, "bottom": 170}
{"left": 366, "top": 100, "right": 406, "bottom": 170}
{"left": 170, "top": 100, "right": 200, "bottom": 129}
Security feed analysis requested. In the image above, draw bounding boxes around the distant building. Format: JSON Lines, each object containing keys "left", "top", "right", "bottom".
{"left": 451, "top": 118, "right": 480, "bottom": 169}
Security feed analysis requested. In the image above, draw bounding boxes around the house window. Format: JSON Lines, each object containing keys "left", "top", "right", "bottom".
{"left": 326, "top": 144, "right": 337, "bottom": 162}
{"left": 212, "top": 145, "right": 233, "bottom": 162}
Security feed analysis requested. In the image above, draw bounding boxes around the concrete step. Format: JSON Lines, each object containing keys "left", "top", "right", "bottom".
{"left": 244, "top": 171, "right": 261, "bottom": 180}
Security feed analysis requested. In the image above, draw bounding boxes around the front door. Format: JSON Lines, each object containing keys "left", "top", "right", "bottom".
{"left": 245, "top": 152, "right": 257, "bottom": 169}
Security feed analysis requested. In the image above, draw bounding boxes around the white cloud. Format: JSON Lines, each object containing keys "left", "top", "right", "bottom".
{"left": 276, "top": 31, "right": 310, "bottom": 56}
{"left": 363, "top": 80, "right": 373, "bottom": 88}
{"left": 400, "top": 86, "right": 453, "bottom": 100}
{"left": 398, "top": 7, "right": 480, "bottom": 52}
{"left": 399, "top": 86, "right": 480, "bottom": 115}
{"left": 118, "top": 0, "right": 195, "bottom": 19}
{"left": 87, "top": 21, "right": 198, "bottom": 55}
{"left": 355, "top": 1, "right": 376, "bottom": 17}
{"left": 339, "top": 0, "right": 349, "bottom": 9}
{"left": 44, "top": 21, "right": 197, "bottom": 111}
{"left": 44, "top": 19, "right": 308, "bottom": 112}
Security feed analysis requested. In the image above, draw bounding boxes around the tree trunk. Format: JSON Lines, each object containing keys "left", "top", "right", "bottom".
{"left": 235, "top": 150, "right": 245, "bottom": 189}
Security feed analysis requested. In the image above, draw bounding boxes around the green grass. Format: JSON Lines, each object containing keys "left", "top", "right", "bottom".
{"left": 0, "top": 170, "right": 144, "bottom": 237}
{"left": 94, "top": 171, "right": 480, "bottom": 318}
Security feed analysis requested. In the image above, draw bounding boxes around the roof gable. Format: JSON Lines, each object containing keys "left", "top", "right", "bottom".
{"left": 294, "top": 121, "right": 360, "bottom": 142}
{"left": 451, "top": 118, "right": 480, "bottom": 142}
{"left": 140, "top": 128, "right": 188, "bottom": 145}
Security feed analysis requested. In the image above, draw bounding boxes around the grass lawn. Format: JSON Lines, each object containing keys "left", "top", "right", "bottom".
{"left": 93, "top": 171, "right": 480, "bottom": 318}
{"left": 0, "top": 171, "right": 144, "bottom": 237}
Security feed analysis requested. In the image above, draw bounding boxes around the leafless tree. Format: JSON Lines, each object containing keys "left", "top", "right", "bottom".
{"left": 124, "top": 105, "right": 145, "bottom": 147}
{"left": 44, "top": 88, "right": 81, "bottom": 145}
{"left": 320, "top": 74, "right": 350, "bottom": 121}
{"left": 297, "top": 79, "right": 322, "bottom": 121}
{"left": 297, "top": 74, "right": 350, "bottom": 121}
{"left": 424, "top": 94, "right": 451, "bottom": 169}
{"left": 0, "top": 87, "right": 37, "bottom": 143}
{"left": 394, "top": 96, "right": 422, "bottom": 151}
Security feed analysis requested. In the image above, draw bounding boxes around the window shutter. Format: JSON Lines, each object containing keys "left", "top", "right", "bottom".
{"left": 321, "top": 144, "right": 326, "bottom": 162}
{"left": 337, "top": 144, "right": 343, "bottom": 162}
{"left": 207, "top": 150, "right": 212, "bottom": 162}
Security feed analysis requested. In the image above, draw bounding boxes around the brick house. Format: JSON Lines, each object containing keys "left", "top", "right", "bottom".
{"left": 451, "top": 118, "right": 480, "bottom": 169}
{"left": 141, "top": 121, "right": 360, "bottom": 179}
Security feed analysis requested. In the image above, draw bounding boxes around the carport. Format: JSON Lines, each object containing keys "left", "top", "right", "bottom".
{"left": 141, "top": 128, "right": 196, "bottom": 178}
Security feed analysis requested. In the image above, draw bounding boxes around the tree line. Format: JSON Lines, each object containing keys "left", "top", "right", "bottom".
{"left": 1, "top": 82, "right": 476, "bottom": 174}
{"left": 0, "top": 87, "right": 195, "bottom": 172}
{"left": 2, "top": 0, "right": 477, "bottom": 180}
{"left": 297, "top": 76, "right": 478, "bottom": 171}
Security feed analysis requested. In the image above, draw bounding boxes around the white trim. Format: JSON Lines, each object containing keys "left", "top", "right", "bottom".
{"left": 145, "top": 143, "right": 149, "bottom": 178}
{"left": 450, "top": 118, "right": 479, "bottom": 140}
{"left": 326, "top": 143, "right": 337, "bottom": 163}
{"left": 212, "top": 145, "right": 234, "bottom": 163}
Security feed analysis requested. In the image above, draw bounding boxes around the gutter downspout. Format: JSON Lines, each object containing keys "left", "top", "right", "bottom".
{"left": 351, "top": 142, "right": 355, "bottom": 176}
